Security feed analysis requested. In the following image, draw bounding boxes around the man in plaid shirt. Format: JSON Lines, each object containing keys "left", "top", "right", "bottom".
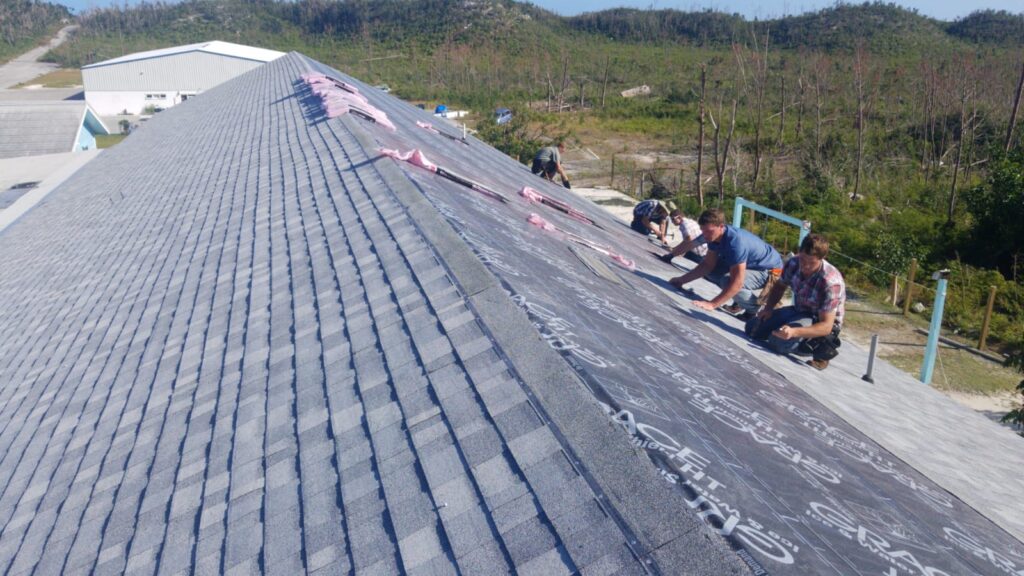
{"left": 666, "top": 209, "right": 707, "bottom": 263}
{"left": 745, "top": 233, "right": 846, "bottom": 370}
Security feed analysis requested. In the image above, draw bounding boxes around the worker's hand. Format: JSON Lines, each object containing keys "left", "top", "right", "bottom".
{"left": 693, "top": 300, "right": 717, "bottom": 311}
{"left": 658, "top": 253, "right": 674, "bottom": 263}
{"left": 756, "top": 307, "right": 773, "bottom": 320}
{"left": 772, "top": 325, "right": 796, "bottom": 340}
{"left": 562, "top": 179, "right": 572, "bottom": 189}
{"left": 669, "top": 276, "right": 687, "bottom": 288}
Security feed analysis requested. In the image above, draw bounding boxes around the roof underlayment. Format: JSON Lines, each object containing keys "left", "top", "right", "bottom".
{"left": 0, "top": 52, "right": 1021, "bottom": 575}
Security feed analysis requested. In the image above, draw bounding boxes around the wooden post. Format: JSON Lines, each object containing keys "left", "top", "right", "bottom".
{"left": 610, "top": 155, "right": 616, "bottom": 188}
{"left": 890, "top": 275, "right": 900, "bottom": 306}
{"left": 978, "top": 285, "right": 997, "bottom": 350}
{"left": 902, "top": 258, "right": 918, "bottom": 316}
{"left": 747, "top": 208, "right": 755, "bottom": 232}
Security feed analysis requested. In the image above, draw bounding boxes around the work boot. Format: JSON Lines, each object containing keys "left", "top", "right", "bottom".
{"left": 808, "top": 358, "right": 829, "bottom": 371}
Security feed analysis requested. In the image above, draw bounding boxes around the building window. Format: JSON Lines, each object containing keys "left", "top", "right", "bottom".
{"left": 145, "top": 93, "right": 167, "bottom": 100}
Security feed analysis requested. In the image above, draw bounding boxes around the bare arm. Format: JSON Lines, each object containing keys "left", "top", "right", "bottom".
{"left": 670, "top": 251, "right": 717, "bottom": 287}
{"left": 775, "top": 310, "right": 837, "bottom": 340}
{"left": 706, "top": 262, "right": 746, "bottom": 308}
{"left": 774, "top": 311, "right": 831, "bottom": 338}
{"left": 640, "top": 217, "right": 665, "bottom": 241}
{"left": 555, "top": 161, "right": 569, "bottom": 181}
{"left": 666, "top": 233, "right": 703, "bottom": 258}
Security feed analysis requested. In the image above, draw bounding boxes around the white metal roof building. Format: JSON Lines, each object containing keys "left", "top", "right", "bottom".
{"left": 81, "top": 40, "right": 284, "bottom": 115}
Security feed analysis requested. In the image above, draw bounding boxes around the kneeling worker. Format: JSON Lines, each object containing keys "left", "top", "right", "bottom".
{"left": 631, "top": 199, "right": 671, "bottom": 243}
{"left": 668, "top": 208, "right": 782, "bottom": 316}
{"left": 745, "top": 233, "right": 846, "bottom": 370}
{"left": 532, "top": 141, "right": 571, "bottom": 188}
{"left": 660, "top": 209, "right": 707, "bottom": 264}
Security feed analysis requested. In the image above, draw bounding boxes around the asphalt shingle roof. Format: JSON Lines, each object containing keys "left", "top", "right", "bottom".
{"left": 1, "top": 50, "right": 1022, "bottom": 576}
{"left": 0, "top": 53, "right": 744, "bottom": 575}
{"left": 0, "top": 101, "right": 103, "bottom": 159}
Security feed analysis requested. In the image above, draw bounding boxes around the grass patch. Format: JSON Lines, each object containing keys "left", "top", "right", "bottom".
{"left": 883, "top": 348, "right": 1020, "bottom": 395}
{"left": 15, "top": 69, "right": 82, "bottom": 88}
{"left": 95, "top": 135, "right": 127, "bottom": 149}
{"left": 842, "top": 299, "right": 1019, "bottom": 395}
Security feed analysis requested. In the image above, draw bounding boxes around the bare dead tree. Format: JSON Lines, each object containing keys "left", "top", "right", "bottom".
{"left": 709, "top": 80, "right": 738, "bottom": 206}
{"left": 812, "top": 53, "right": 829, "bottom": 158}
{"left": 852, "top": 44, "right": 876, "bottom": 200}
{"left": 1007, "top": 60, "right": 1024, "bottom": 153}
{"left": 777, "top": 73, "right": 786, "bottom": 149}
{"left": 558, "top": 55, "right": 570, "bottom": 113}
{"left": 919, "top": 61, "right": 936, "bottom": 172}
{"left": 601, "top": 54, "right": 611, "bottom": 109}
{"left": 796, "top": 66, "right": 806, "bottom": 139}
{"left": 545, "top": 69, "right": 553, "bottom": 111}
{"left": 948, "top": 56, "right": 975, "bottom": 222}
{"left": 696, "top": 63, "right": 707, "bottom": 207}
{"left": 964, "top": 76, "right": 980, "bottom": 185}
{"left": 748, "top": 29, "right": 770, "bottom": 195}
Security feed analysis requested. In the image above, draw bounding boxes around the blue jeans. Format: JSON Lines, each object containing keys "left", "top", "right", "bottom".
{"left": 706, "top": 268, "right": 772, "bottom": 314}
{"left": 744, "top": 306, "right": 815, "bottom": 354}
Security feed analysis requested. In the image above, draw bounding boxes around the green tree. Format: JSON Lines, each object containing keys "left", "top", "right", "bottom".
{"left": 963, "top": 149, "right": 1024, "bottom": 276}
{"left": 1001, "top": 345, "right": 1024, "bottom": 437}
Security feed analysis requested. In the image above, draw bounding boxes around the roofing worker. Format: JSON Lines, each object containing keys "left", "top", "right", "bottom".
{"left": 659, "top": 208, "right": 708, "bottom": 264}
{"left": 745, "top": 233, "right": 846, "bottom": 370}
{"left": 668, "top": 208, "right": 782, "bottom": 317}
{"left": 531, "top": 141, "right": 571, "bottom": 188}
{"left": 630, "top": 199, "right": 671, "bottom": 243}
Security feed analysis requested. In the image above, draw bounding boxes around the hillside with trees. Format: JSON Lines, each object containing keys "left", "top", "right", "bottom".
{"left": 33, "top": 0, "right": 1024, "bottom": 352}
{"left": 0, "top": 0, "right": 71, "bottom": 63}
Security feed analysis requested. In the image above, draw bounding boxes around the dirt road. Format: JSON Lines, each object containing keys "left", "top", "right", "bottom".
{"left": 0, "top": 25, "right": 78, "bottom": 89}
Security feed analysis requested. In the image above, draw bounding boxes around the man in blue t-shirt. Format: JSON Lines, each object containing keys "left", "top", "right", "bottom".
{"left": 667, "top": 208, "right": 783, "bottom": 316}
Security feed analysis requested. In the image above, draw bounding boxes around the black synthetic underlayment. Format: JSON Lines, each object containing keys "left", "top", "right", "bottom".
{"left": 363, "top": 64, "right": 1024, "bottom": 574}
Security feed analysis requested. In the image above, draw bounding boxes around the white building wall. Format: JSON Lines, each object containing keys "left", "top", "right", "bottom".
{"left": 85, "top": 91, "right": 180, "bottom": 116}
{"left": 84, "top": 51, "right": 266, "bottom": 115}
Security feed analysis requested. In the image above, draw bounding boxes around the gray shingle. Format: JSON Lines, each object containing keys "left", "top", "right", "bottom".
{"left": 2, "top": 49, "right": 943, "bottom": 576}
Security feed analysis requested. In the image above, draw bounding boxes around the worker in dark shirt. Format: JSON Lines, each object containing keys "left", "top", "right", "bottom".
{"left": 531, "top": 141, "right": 570, "bottom": 188}
{"left": 630, "top": 199, "right": 670, "bottom": 243}
{"left": 668, "top": 208, "right": 783, "bottom": 317}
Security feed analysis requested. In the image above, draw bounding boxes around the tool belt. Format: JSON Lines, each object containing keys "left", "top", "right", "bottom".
{"left": 755, "top": 268, "right": 784, "bottom": 308}
{"left": 804, "top": 322, "right": 842, "bottom": 361}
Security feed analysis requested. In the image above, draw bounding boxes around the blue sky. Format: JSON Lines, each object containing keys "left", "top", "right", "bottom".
{"left": 63, "top": 0, "right": 1023, "bottom": 21}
